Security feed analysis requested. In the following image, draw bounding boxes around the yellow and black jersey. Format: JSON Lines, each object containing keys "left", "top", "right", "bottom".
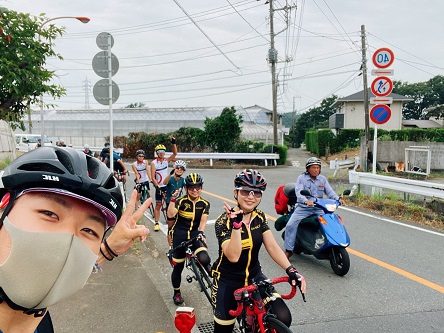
{"left": 170, "top": 195, "right": 210, "bottom": 239}
{"left": 212, "top": 209, "right": 270, "bottom": 285}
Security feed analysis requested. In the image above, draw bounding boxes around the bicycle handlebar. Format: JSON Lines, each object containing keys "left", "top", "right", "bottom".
{"left": 167, "top": 234, "right": 207, "bottom": 257}
{"left": 228, "top": 276, "right": 297, "bottom": 317}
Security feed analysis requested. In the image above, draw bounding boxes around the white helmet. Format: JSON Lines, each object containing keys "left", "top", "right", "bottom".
{"left": 174, "top": 160, "right": 187, "bottom": 171}
{"left": 84, "top": 144, "right": 89, "bottom": 149}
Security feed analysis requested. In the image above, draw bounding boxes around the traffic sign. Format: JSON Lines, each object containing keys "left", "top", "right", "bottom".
{"left": 371, "top": 69, "right": 394, "bottom": 76}
{"left": 92, "top": 51, "right": 119, "bottom": 78}
{"left": 93, "top": 79, "right": 120, "bottom": 105}
{"left": 372, "top": 48, "right": 394, "bottom": 69}
{"left": 370, "top": 104, "right": 391, "bottom": 125}
{"left": 371, "top": 76, "right": 393, "bottom": 97}
{"left": 370, "top": 97, "right": 393, "bottom": 105}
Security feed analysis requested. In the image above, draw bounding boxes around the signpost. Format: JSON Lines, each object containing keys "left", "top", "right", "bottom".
{"left": 370, "top": 47, "right": 395, "bottom": 174}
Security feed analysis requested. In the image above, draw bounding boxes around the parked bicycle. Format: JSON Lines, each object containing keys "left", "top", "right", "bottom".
{"left": 229, "top": 276, "right": 305, "bottom": 333}
{"left": 167, "top": 235, "right": 213, "bottom": 306}
{"left": 136, "top": 181, "right": 154, "bottom": 217}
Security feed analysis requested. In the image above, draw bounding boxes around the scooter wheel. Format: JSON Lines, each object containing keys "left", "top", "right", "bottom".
{"left": 329, "top": 247, "right": 350, "bottom": 276}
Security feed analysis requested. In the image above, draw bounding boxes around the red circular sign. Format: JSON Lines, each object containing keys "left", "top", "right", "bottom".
{"left": 371, "top": 76, "right": 393, "bottom": 97}
{"left": 372, "top": 48, "right": 394, "bottom": 69}
{"left": 370, "top": 104, "right": 391, "bottom": 125}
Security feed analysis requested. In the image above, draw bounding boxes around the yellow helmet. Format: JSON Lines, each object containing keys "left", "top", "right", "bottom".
{"left": 155, "top": 144, "right": 166, "bottom": 152}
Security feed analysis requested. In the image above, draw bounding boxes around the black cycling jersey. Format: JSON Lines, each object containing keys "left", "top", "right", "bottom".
{"left": 170, "top": 195, "right": 210, "bottom": 239}
{"left": 212, "top": 209, "right": 270, "bottom": 285}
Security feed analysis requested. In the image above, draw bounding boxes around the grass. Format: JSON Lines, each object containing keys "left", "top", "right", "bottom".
{"left": 348, "top": 191, "right": 444, "bottom": 231}
{"left": 0, "top": 158, "right": 12, "bottom": 170}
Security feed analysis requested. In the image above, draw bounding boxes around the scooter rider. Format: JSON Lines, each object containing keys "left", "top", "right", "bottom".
{"left": 284, "top": 157, "right": 345, "bottom": 259}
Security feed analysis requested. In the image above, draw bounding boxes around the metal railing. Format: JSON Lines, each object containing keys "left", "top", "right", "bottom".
{"left": 330, "top": 157, "right": 359, "bottom": 176}
{"left": 348, "top": 170, "right": 444, "bottom": 199}
{"left": 162, "top": 152, "right": 280, "bottom": 167}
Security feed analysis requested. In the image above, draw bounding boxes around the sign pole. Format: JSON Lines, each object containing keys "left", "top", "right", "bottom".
{"left": 372, "top": 124, "right": 378, "bottom": 175}
{"left": 108, "top": 34, "right": 114, "bottom": 172}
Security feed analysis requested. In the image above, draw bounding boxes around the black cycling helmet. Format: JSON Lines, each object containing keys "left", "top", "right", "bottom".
{"left": 0, "top": 147, "right": 123, "bottom": 227}
{"left": 306, "top": 157, "right": 321, "bottom": 169}
{"left": 184, "top": 173, "right": 204, "bottom": 186}
{"left": 234, "top": 169, "right": 267, "bottom": 191}
{"left": 136, "top": 149, "right": 145, "bottom": 156}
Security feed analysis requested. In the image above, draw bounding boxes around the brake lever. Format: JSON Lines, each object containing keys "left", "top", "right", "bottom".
{"left": 298, "top": 286, "right": 306, "bottom": 302}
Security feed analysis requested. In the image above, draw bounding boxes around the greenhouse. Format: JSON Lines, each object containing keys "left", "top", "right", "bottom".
{"left": 17, "top": 105, "right": 288, "bottom": 147}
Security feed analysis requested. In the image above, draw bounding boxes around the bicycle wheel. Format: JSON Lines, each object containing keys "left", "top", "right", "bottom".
{"left": 263, "top": 316, "right": 293, "bottom": 333}
{"left": 160, "top": 192, "right": 168, "bottom": 222}
{"left": 189, "top": 256, "right": 212, "bottom": 306}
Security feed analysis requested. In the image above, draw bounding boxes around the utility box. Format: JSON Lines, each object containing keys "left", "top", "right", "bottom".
{"left": 329, "top": 113, "right": 344, "bottom": 129}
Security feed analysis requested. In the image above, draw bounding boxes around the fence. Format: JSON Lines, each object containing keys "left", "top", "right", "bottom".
{"left": 162, "top": 152, "right": 280, "bottom": 167}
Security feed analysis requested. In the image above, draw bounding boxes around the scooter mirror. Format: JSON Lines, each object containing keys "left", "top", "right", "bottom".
{"left": 300, "top": 189, "right": 312, "bottom": 197}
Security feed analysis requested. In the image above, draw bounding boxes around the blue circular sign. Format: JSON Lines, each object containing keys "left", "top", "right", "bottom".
{"left": 370, "top": 104, "right": 391, "bottom": 125}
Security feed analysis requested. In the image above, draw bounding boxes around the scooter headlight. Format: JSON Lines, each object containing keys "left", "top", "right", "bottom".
{"left": 325, "top": 204, "right": 337, "bottom": 212}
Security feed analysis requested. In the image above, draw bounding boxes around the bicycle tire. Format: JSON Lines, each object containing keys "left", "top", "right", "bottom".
{"left": 263, "top": 316, "right": 293, "bottom": 333}
{"left": 189, "top": 256, "right": 212, "bottom": 306}
{"left": 160, "top": 192, "right": 168, "bottom": 222}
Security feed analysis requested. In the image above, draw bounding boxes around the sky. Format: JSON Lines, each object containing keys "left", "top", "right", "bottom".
{"left": 3, "top": 0, "right": 444, "bottom": 115}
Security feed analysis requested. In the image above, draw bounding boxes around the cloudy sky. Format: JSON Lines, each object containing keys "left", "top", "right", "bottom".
{"left": 3, "top": 0, "right": 444, "bottom": 114}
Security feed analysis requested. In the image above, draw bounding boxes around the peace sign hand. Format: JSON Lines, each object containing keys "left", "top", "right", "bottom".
{"left": 105, "top": 189, "right": 151, "bottom": 255}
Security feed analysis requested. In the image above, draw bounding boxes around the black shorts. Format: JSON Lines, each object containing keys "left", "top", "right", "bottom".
{"left": 155, "top": 187, "right": 166, "bottom": 202}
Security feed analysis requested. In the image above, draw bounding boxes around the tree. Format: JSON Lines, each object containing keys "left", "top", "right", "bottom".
{"left": 289, "top": 95, "right": 338, "bottom": 147}
{"left": 124, "top": 102, "right": 145, "bottom": 108}
{"left": 393, "top": 75, "right": 444, "bottom": 120}
{"left": 204, "top": 106, "right": 242, "bottom": 152}
{"left": 0, "top": 7, "right": 65, "bottom": 130}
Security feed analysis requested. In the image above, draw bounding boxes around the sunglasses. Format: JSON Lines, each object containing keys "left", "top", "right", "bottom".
{"left": 239, "top": 189, "right": 262, "bottom": 198}
{"left": 187, "top": 185, "right": 202, "bottom": 191}
{"left": 175, "top": 166, "right": 185, "bottom": 171}
{"left": 137, "top": 155, "right": 144, "bottom": 157}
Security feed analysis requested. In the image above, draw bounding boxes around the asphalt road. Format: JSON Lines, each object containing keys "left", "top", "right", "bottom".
{"left": 51, "top": 149, "right": 444, "bottom": 333}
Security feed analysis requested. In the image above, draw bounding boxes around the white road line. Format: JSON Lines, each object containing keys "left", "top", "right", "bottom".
{"left": 339, "top": 206, "right": 444, "bottom": 237}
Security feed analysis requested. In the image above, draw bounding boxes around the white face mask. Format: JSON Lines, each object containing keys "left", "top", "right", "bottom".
{"left": 0, "top": 216, "right": 98, "bottom": 309}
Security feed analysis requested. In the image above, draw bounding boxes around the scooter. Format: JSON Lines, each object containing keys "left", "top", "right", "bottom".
{"left": 280, "top": 189, "right": 351, "bottom": 276}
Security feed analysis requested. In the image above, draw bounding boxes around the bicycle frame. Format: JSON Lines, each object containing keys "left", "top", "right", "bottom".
{"left": 167, "top": 236, "right": 213, "bottom": 306}
{"left": 229, "top": 277, "right": 297, "bottom": 333}
{"left": 137, "top": 182, "right": 154, "bottom": 216}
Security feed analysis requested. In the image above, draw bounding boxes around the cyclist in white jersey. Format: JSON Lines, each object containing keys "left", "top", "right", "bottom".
{"left": 132, "top": 149, "right": 151, "bottom": 210}
{"left": 150, "top": 136, "right": 177, "bottom": 231}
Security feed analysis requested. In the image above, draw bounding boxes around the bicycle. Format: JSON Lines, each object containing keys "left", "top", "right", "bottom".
{"left": 114, "top": 170, "right": 129, "bottom": 210}
{"left": 136, "top": 181, "right": 154, "bottom": 217}
{"left": 166, "top": 235, "right": 213, "bottom": 307}
{"left": 229, "top": 276, "right": 305, "bottom": 333}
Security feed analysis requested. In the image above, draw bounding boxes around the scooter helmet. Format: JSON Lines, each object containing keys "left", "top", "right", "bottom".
{"left": 283, "top": 182, "right": 297, "bottom": 205}
{"left": 0, "top": 147, "right": 123, "bottom": 228}
{"left": 136, "top": 149, "right": 145, "bottom": 156}
{"left": 306, "top": 157, "right": 322, "bottom": 169}
{"left": 174, "top": 160, "right": 187, "bottom": 171}
{"left": 234, "top": 169, "right": 267, "bottom": 191}
{"left": 155, "top": 144, "right": 166, "bottom": 153}
{"left": 184, "top": 173, "right": 204, "bottom": 186}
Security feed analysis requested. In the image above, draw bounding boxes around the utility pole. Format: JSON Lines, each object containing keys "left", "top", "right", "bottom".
{"left": 268, "top": 0, "right": 279, "bottom": 146}
{"left": 361, "top": 25, "right": 370, "bottom": 172}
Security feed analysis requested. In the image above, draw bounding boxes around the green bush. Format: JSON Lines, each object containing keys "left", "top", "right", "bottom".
{"left": 262, "top": 144, "right": 287, "bottom": 165}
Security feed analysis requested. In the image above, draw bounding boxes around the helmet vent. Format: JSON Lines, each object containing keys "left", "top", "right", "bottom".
{"left": 86, "top": 156, "right": 100, "bottom": 179}
{"left": 55, "top": 150, "right": 75, "bottom": 175}
{"left": 18, "top": 163, "right": 65, "bottom": 174}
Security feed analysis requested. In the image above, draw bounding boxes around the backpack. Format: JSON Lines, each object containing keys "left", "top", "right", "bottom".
{"left": 274, "top": 185, "right": 289, "bottom": 215}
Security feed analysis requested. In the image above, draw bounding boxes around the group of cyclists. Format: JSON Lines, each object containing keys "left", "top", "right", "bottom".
{"left": 0, "top": 137, "right": 336, "bottom": 333}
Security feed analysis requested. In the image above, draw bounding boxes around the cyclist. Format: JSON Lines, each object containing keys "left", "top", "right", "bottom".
{"left": 83, "top": 144, "right": 93, "bottom": 156}
{"left": 167, "top": 173, "right": 211, "bottom": 306}
{"left": 132, "top": 149, "right": 152, "bottom": 210}
{"left": 98, "top": 142, "right": 110, "bottom": 162}
{"left": 0, "top": 147, "right": 150, "bottom": 333}
{"left": 150, "top": 136, "right": 177, "bottom": 231}
{"left": 284, "top": 157, "right": 345, "bottom": 259}
{"left": 103, "top": 147, "right": 128, "bottom": 184}
{"left": 211, "top": 169, "right": 306, "bottom": 333}
{"left": 163, "top": 160, "right": 187, "bottom": 245}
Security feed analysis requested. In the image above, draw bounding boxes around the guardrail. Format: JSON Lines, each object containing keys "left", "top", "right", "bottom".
{"left": 72, "top": 146, "right": 124, "bottom": 154}
{"left": 330, "top": 157, "right": 359, "bottom": 176}
{"left": 162, "top": 152, "right": 280, "bottom": 167}
{"left": 348, "top": 170, "right": 444, "bottom": 199}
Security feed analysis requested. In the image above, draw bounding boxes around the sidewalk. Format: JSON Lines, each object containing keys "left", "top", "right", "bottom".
{"left": 50, "top": 219, "right": 178, "bottom": 333}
